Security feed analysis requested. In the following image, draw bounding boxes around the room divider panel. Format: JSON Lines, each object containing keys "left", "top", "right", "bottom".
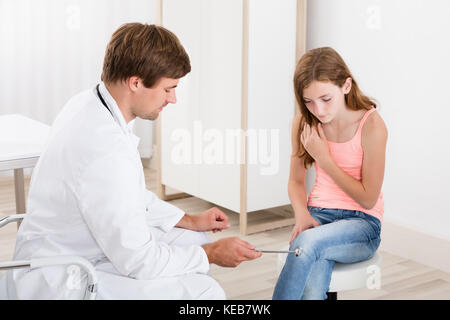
{"left": 157, "top": 0, "right": 307, "bottom": 234}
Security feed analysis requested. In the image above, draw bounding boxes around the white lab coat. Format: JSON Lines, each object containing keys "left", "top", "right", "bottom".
{"left": 5, "top": 83, "right": 225, "bottom": 300}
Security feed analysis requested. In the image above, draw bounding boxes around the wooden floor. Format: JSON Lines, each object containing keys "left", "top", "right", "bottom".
{"left": 1, "top": 167, "right": 450, "bottom": 300}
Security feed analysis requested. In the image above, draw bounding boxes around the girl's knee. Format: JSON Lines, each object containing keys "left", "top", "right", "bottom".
{"left": 290, "top": 230, "right": 320, "bottom": 259}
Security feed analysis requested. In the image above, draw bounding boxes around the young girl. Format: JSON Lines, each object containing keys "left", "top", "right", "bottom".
{"left": 273, "top": 47, "right": 387, "bottom": 300}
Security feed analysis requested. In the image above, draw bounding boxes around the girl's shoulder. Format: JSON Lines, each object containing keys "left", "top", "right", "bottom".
{"left": 362, "top": 108, "right": 388, "bottom": 143}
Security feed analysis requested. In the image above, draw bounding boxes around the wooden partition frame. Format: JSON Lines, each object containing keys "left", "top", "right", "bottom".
{"left": 156, "top": 0, "right": 308, "bottom": 233}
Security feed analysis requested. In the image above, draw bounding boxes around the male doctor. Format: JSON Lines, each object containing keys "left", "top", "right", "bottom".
{"left": 6, "top": 23, "right": 262, "bottom": 299}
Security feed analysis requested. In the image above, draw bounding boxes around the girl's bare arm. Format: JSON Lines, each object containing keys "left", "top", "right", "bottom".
{"left": 319, "top": 112, "right": 388, "bottom": 209}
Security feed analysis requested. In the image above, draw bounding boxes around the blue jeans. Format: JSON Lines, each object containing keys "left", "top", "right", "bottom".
{"left": 272, "top": 206, "right": 381, "bottom": 300}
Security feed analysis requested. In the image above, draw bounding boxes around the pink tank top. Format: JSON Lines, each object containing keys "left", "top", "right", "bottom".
{"left": 307, "top": 108, "right": 384, "bottom": 223}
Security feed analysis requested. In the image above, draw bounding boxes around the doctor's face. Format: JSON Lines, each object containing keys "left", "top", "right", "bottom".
{"left": 132, "top": 77, "right": 179, "bottom": 121}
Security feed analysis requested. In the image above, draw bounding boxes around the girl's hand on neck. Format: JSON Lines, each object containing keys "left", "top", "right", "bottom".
{"left": 300, "top": 123, "right": 331, "bottom": 167}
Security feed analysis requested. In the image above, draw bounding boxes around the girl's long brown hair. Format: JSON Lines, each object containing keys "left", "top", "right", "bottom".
{"left": 294, "top": 47, "right": 377, "bottom": 168}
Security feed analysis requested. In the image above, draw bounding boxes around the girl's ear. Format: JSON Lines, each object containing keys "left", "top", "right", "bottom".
{"left": 343, "top": 77, "right": 352, "bottom": 95}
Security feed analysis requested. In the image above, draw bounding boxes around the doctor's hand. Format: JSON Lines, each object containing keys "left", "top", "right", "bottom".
{"left": 202, "top": 237, "right": 262, "bottom": 268}
{"left": 176, "top": 207, "right": 230, "bottom": 233}
{"left": 191, "top": 207, "right": 231, "bottom": 233}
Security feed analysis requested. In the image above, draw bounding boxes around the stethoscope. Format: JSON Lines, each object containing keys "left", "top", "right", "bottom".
{"left": 96, "top": 83, "right": 113, "bottom": 116}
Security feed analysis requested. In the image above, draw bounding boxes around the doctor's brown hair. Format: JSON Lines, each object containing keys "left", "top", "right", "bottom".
{"left": 101, "top": 23, "right": 191, "bottom": 88}
{"left": 294, "top": 47, "right": 377, "bottom": 168}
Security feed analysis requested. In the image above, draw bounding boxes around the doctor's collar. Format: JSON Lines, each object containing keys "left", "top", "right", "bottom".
{"left": 97, "top": 82, "right": 130, "bottom": 134}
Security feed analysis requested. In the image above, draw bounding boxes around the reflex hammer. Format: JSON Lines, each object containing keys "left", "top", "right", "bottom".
{"left": 254, "top": 248, "right": 302, "bottom": 257}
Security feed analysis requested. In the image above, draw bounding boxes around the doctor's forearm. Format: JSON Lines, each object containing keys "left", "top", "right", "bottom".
{"left": 175, "top": 213, "right": 195, "bottom": 230}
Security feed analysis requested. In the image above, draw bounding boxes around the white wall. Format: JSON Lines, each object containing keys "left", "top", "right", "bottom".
{"left": 307, "top": 0, "right": 450, "bottom": 240}
{"left": 0, "top": 0, "right": 158, "bottom": 158}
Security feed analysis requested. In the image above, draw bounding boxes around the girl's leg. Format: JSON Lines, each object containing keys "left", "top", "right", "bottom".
{"left": 272, "top": 216, "right": 380, "bottom": 300}
{"left": 300, "top": 259, "right": 335, "bottom": 300}
{"left": 299, "top": 207, "right": 336, "bottom": 300}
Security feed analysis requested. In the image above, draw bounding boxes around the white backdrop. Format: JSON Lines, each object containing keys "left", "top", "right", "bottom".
{"left": 307, "top": 0, "right": 450, "bottom": 240}
{"left": 0, "top": 0, "right": 158, "bottom": 157}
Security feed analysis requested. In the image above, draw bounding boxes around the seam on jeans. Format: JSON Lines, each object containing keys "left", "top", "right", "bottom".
{"left": 318, "top": 237, "right": 381, "bottom": 261}
{"left": 298, "top": 234, "right": 380, "bottom": 260}
{"left": 354, "top": 211, "right": 381, "bottom": 230}
{"left": 340, "top": 215, "right": 381, "bottom": 237}
{"left": 308, "top": 206, "right": 323, "bottom": 213}
{"left": 362, "top": 217, "right": 381, "bottom": 235}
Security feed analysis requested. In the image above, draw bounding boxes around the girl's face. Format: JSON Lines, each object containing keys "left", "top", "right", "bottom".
{"left": 302, "top": 78, "right": 351, "bottom": 124}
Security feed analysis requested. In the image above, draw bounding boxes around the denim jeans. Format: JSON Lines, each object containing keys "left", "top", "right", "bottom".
{"left": 272, "top": 206, "right": 381, "bottom": 300}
